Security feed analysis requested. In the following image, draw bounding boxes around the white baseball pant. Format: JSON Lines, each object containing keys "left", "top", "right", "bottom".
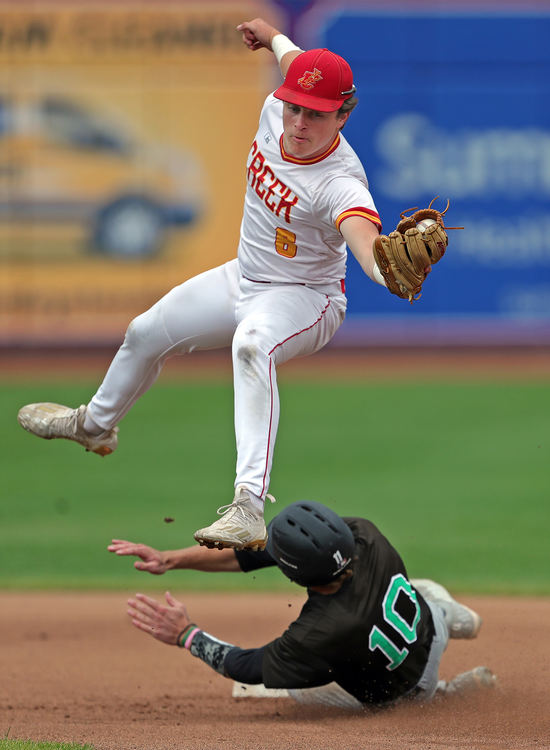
{"left": 87, "top": 258, "right": 346, "bottom": 500}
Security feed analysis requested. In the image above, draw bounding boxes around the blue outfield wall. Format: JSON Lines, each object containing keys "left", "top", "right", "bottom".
{"left": 279, "top": 1, "right": 550, "bottom": 345}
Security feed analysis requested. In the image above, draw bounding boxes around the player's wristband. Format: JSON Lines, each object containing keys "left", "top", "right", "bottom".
{"left": 271, "top": 34, "right": 302, "bottom": 64}
{"left": 372, "top": 263, "right": 387, "bottom": 287}
{"left": 177, "top": 623, "right": 199, "bottom": 649}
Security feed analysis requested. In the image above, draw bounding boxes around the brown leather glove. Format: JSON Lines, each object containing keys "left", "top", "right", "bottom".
{"left": 373, "top": 199, "right": 452, "bottom": 302}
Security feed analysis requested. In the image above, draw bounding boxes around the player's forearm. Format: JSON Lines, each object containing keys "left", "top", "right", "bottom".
{"left": 271, "top": 35, "right": 303, "bottom": 75}
{"left": 351, "top": 245, "right": 386, "bottom": 286}
{"left": 163, "top": 545, "right": 241, "bottom": 573}
{"left": 180, "top": 625, "right": 265, "bottom": 683}
{"left": 341, "top": 217, "right": 386, "bottom": 286}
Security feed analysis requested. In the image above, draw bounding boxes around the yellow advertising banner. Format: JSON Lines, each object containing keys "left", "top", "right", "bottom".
{"left": 0, "top": 0, "right": 282, "bottom": 345}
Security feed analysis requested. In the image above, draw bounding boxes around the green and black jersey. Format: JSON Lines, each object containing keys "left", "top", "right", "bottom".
{"left": 233, "top": 518, "right": 434, "bottom": 706}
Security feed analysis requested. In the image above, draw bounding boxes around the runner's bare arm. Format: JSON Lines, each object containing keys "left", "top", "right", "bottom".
{"left": 108, "top": 539, "right": 241, "bottom": 574}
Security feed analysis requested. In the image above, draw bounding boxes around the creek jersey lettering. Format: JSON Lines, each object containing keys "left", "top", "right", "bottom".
{"left": 238, "top": 94, "right": 381, "bottom": 285}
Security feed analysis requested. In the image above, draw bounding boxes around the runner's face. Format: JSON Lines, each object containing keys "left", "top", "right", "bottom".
{"left": 282, "top": 102, "right": 349, "bottom": 159}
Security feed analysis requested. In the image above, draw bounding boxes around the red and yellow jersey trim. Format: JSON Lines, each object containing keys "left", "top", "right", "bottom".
{"left": 279, "top": 133, "right": 341, "bottom": 165}
{"left": 336, "top": 207, "right": 382, "bottom": 232}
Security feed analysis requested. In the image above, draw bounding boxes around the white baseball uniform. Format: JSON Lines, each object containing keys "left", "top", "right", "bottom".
{"left": 87, "top": 94, "right": 381, "bottom": 501}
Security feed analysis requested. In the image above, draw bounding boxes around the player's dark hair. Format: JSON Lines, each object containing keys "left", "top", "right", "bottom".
{"left": 337, "top": 95, "right": 358, "bottom": 129}
{"left": 266, "top": 500, "right": 355, "bottom": 587}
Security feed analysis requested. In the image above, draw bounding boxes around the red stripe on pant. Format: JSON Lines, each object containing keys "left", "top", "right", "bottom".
{"left": 260, "top": 298, "right": 332, "bottom": 496}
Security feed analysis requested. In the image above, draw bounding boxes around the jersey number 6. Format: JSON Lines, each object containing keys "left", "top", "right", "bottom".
{"left": 275, "top": 227, "right": 297, "bottom": 258}
{"left": 368, "top": 574, "right": 421, "bottom": 671}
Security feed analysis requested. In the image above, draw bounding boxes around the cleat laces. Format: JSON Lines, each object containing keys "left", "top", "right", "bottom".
{"left": 215, "top": 492, "right": 276, "bottom": 518}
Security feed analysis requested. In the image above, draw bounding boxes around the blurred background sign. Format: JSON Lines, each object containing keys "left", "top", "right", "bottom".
{"left": 1, "top": 0, "right": 549, "bottom": 348}
{"left": 292, "top": 0, "right": 550, "bottom": 345}
{"left": 0, "top": 0, "right": 282, "bottom": 346}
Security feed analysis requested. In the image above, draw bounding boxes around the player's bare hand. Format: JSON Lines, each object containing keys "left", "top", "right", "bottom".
{"left": 237, "top": 19, "right": 280, "bottom": 51}
{"left": 108, "top": 539, "right": 168, "bottom": 575}
{"left": 127, "top": 591, "right": 191, "bottom": 645}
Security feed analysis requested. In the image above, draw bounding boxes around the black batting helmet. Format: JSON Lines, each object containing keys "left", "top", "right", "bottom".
{"left": 266, "top": 500, "right": 355, "bottom": 587}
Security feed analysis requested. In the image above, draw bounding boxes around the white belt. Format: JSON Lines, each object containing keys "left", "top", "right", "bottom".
{"left": 242, "top": 276, "right": 345, "bottom": 297}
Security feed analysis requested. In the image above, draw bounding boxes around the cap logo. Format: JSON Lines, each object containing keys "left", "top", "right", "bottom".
{"left": 297, "top": 67, "right": 323, "bottom": 91}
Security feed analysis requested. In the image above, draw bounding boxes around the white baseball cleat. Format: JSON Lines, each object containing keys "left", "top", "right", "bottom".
{"left": 17, "top": 403, "right": 118, "bottom": 457}
{"left": 412, "top": 579, "right": 482, "bottom": 639}
{"left": 193, "top": 485, "right": 273, "bottom": 551}
{"left": 439, "top": 666, "right": 498, "bottom": 696}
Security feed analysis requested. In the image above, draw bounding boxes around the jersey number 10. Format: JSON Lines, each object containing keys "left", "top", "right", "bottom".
{"left": 368, "top": 574, "right": 421, "bottom": 671}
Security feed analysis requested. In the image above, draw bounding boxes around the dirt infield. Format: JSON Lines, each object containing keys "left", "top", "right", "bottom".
{"left": 1, "top": 592, "right": 549, "bottom": 750}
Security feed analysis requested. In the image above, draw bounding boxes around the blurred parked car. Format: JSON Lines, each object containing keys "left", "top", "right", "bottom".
{"left": 0, "top": 95, "right": 204, "bottom": 258}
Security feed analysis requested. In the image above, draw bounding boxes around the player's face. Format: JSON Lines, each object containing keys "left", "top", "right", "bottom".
{"left": 282, "top": 102, "right": 349, "bottom": 159}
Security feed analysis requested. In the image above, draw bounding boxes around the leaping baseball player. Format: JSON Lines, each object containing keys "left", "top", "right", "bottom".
{"left": 17, "top": 19, "right": 453, "bottom": 551}
{"left": 109, "top": 500, "right": 496, "bottom": 709}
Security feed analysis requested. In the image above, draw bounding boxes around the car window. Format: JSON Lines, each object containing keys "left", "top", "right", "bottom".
{"left": 38, "top": 97, "right": 130, "bottom": 154}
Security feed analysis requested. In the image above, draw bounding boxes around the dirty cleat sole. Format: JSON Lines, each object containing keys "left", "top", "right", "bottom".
{"left": 193, "top": 533, "right": 267, "bottom": 552}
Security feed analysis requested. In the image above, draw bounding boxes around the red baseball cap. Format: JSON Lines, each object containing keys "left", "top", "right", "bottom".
{"left": 274, "top": 48, "right": 356, "bottom": 113}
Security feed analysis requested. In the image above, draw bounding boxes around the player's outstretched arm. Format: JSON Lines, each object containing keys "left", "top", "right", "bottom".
{"left": 237, "top": 18, "right": 302, "bottom": 75}
{"left": 340, "top": 216, "right": 387, "bottom": 286}
{"left": 108, "top": 539, "right": 241, "bottom": 574}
